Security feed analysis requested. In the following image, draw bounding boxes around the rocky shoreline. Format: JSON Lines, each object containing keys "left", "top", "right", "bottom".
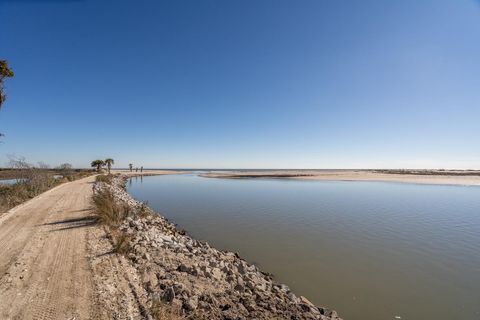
{"left": 93, "top": 174, "right": 342, "bottom": 320}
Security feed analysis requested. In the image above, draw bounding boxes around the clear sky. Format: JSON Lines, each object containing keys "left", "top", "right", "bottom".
{"left": 1, "top": 0, "right": 479, "bottom": 169}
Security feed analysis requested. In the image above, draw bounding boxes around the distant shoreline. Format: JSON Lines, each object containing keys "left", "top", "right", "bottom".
{"left": 110, "top": 169, "right": 186, "bottom": 177}
{"left": 200, "top": 169, "right": 480, "bottom": 186}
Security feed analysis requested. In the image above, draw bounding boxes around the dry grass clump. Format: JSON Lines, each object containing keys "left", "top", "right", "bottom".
{"left": 150, "top": 297, "right": 182, "bottom": 320}
{"left": 111, "top": 230, "right": 132, "bottom": 254}
{"left": 92, "top": 188, "right": 130, "bottom": 228}
{"left": 92, "top": 183, "right": 134, "bottom": 255}
{"left": 0, "top": 183, "right": 31, "bottom": 211}
{"left": 137, "top": 202, "right": 151, "bottom": 218}
{"left": 95, "top": 174, "right": 114, "bottom": 184}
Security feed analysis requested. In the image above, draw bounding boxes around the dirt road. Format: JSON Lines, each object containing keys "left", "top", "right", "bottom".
{"left": 0, "top": 175, "right": 97, "bottom": 320}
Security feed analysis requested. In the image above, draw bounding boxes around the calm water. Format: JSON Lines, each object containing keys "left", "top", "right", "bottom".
{"left": 127, "top": 174, "right": 480, "bottom": 320}
{"left": 0, "top": 178, "right": 26, "bottom": 185}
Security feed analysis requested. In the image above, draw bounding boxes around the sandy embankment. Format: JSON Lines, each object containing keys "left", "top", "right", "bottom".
{"left": 203, "top": 170, "right": 480, "bottom": 186}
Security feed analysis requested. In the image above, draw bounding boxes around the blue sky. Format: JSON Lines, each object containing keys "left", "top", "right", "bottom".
{"left": 1, "top": 0, "right": 479, "bottom": 169}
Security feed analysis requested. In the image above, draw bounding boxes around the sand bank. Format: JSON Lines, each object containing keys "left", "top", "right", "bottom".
{"left": 202, "top": 170, "right": 480, "bottom": 186}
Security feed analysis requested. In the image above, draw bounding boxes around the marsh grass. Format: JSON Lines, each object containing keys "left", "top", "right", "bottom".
{"left": 95, "top": 174, "right": 114, "bottom": 184}
{"left": 0, "top": 169, "right": 92, "bottom": 212}
{"left": 0, "top": 182, "right": 34, "bottom": 211}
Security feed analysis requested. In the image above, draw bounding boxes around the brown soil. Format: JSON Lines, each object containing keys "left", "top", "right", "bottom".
{"left": 0, "top": 176, "right": 97, "bottom": 319}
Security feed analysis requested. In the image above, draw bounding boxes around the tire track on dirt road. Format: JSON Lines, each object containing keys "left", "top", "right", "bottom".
{"left": 0, "top": 176, "right": 97, "bottom": 320}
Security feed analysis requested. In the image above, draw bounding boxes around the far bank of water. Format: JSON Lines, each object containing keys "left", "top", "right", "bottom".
{"left": 127, "top": 174, "right": 480, "bottom": 320}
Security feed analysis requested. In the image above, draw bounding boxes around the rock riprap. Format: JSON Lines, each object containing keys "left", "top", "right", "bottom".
{"left": 93, "top": 175, "right": 342, "bottom": 320}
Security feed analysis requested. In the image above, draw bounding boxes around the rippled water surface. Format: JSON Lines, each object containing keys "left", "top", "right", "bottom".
{"left": 127, "top": 174, "right": 480, "bottom": 320}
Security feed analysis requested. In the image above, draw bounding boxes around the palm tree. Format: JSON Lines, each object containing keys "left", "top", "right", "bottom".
{"left": 1, "top": 60, "right": 14, "bottom": 137}
{"left": 0, "top": 60, "right": 14, "bottom": 109}
{"left": 129, "top": 163, "right": 133, "bottom": 172}
{"left": 104, "top": 158, "right": 114, "bottom": 174}
{"left": 91, "top": 160, "right": 105, "bottom": 172}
